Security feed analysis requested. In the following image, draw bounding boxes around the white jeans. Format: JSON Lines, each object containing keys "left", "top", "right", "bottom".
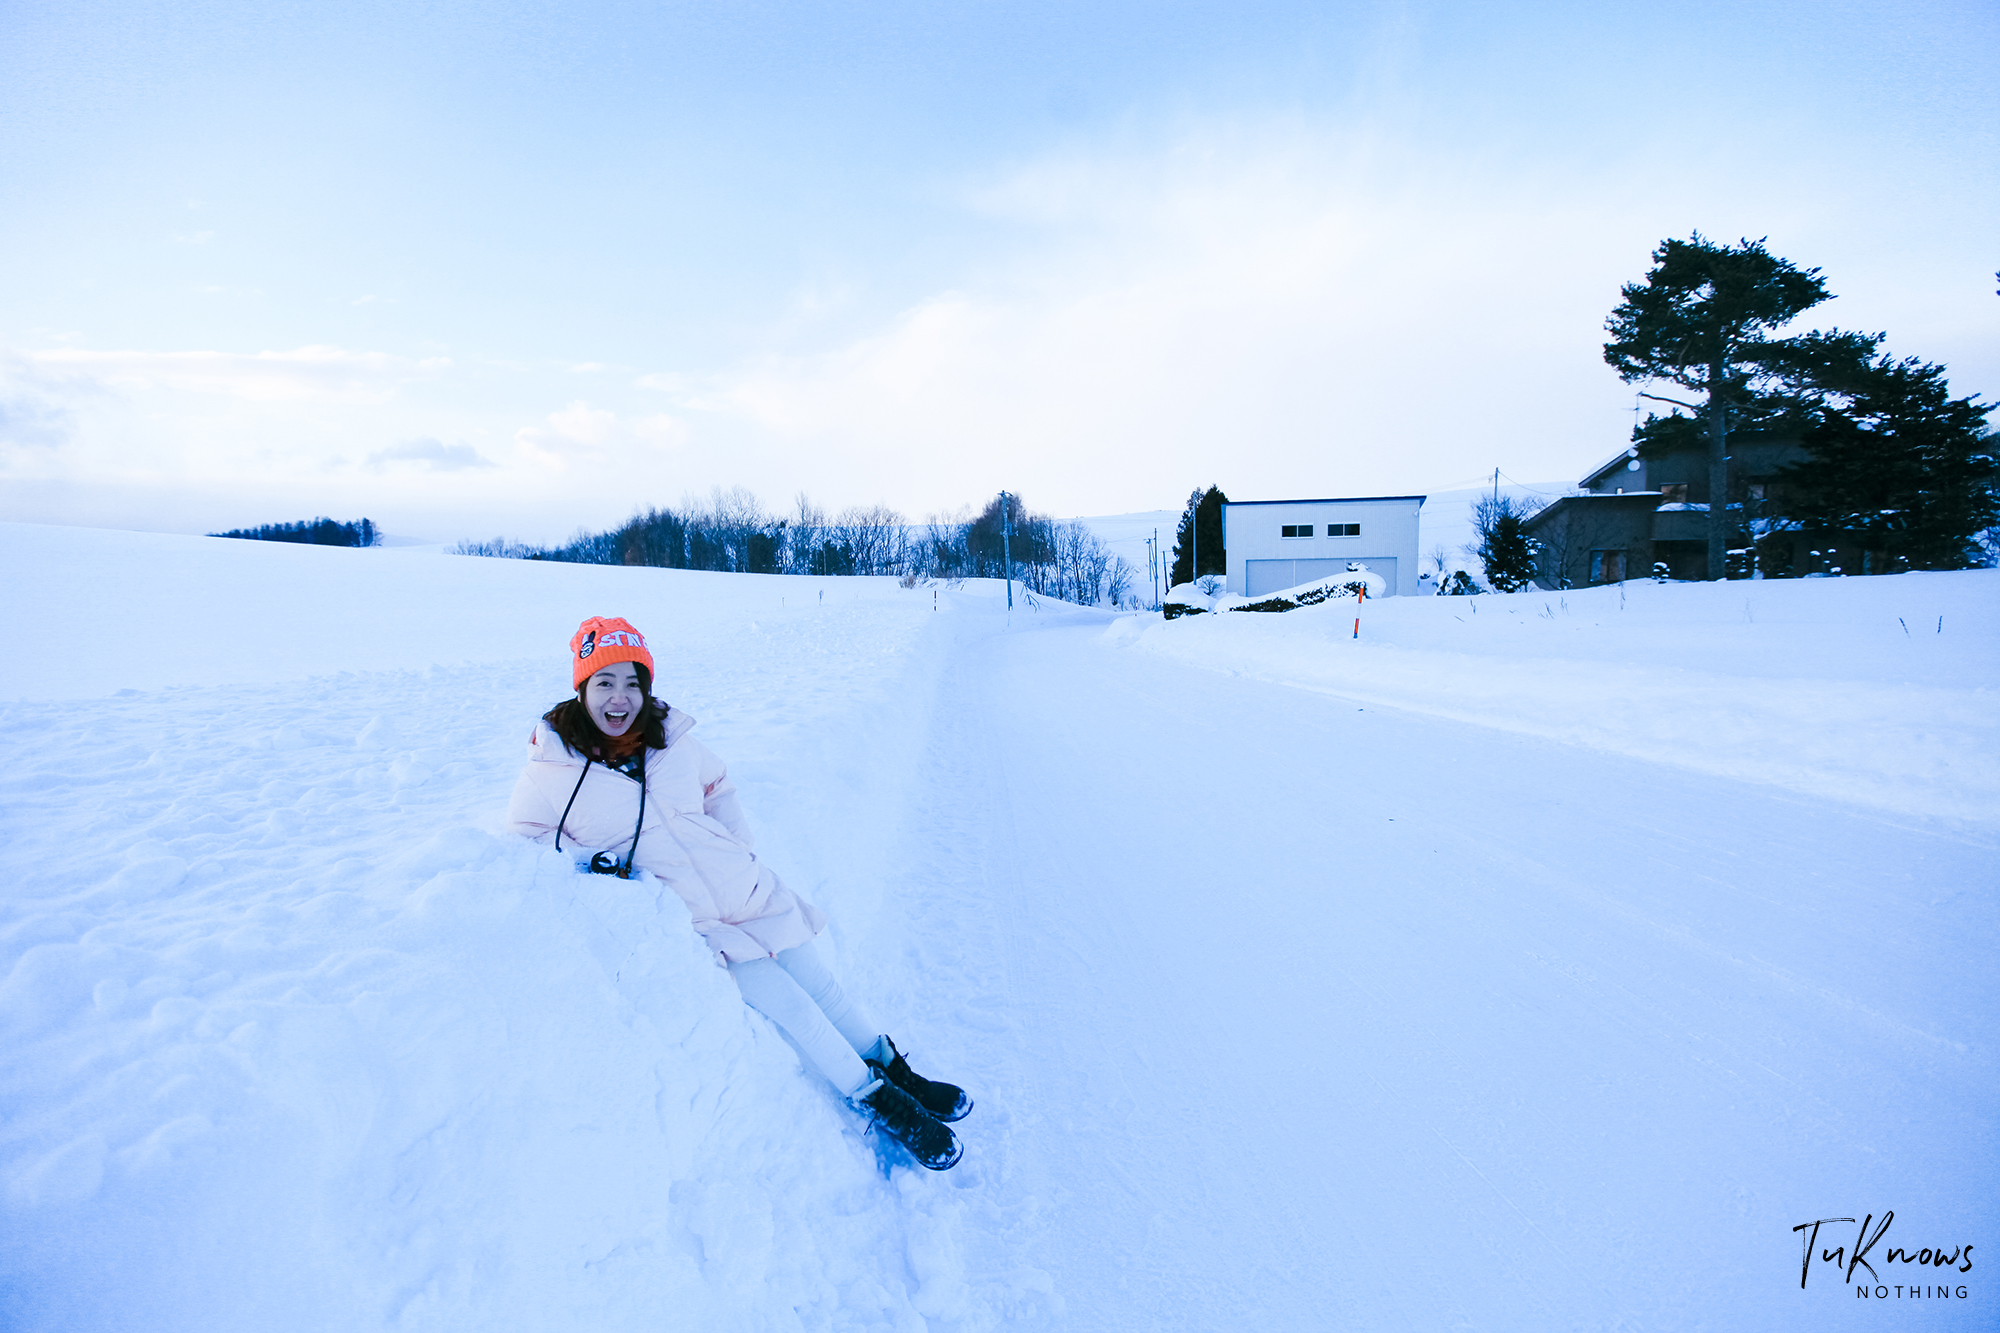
{"left": 728, "top": 940, "right": 880, "bottom": 1098}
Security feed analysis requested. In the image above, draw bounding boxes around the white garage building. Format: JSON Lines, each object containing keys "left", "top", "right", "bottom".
{"left": 1222, "top": 494, "right": 1427, "bottom": 598}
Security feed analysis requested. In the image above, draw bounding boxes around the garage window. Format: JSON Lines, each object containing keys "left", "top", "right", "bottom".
{"left": 1280, "top": 524, "right": 1314, "bottom": 538}
{"left": 1327, "top": 523, "right": 1360, "bottom": 537}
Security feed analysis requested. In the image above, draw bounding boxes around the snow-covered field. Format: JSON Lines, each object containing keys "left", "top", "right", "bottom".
{"left": 3, "top": 520, "right": 1994, "bottom": 1331}
{"left": 1122, "top": 570, "right": 1999, "bottom": 824}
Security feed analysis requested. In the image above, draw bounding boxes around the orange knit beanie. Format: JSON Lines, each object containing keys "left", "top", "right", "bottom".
{"left": 570, "top": 616, "right": 655, "bottom": 689}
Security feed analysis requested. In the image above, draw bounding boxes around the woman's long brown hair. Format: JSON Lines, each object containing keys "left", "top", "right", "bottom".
{"left": 544, "top": 662, "right": 670, "bottom": 758}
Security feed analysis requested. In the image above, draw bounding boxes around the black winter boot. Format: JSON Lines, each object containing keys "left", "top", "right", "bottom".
{"left": 856, "top": 1071, "right": 962, "bottom": 1170}
{"left": 864, "top": 1036, "right": 973, "bottom": 1122}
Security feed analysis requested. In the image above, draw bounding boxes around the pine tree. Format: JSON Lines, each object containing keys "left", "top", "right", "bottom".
{"left": 1779, "top": 354, "right": 1996, "bottom": 570}
{"left": 1168, "top": 486, "right": 1227, "bottom": 586}
{"left": 1472, "top": 495, "right": 1542, "bottom": 592}
{"left": 1604, "top": 235, "right": 1842, "bottom": 579}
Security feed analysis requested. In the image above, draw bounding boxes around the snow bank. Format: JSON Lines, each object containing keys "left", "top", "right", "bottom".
{"left": 1121, "top": 571, "right": 2000, "bottom": 825}
{"left": 0, "top": 523, "right": 1029, "bottom": 1331}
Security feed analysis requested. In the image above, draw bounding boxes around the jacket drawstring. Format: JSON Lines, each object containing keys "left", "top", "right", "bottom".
{"left": 554, "top": 758, "right": 593, "bottom": 854}
{"left": 617, "top": 762, "right": 647, "bottom": 877}
{"left": 554, "top": 754, "right": 648, "bottom": 880}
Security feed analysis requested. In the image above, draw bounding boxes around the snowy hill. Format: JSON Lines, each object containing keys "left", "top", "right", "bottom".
{"left": 3, "top": 520, "right": 1993, "bottom": 1331}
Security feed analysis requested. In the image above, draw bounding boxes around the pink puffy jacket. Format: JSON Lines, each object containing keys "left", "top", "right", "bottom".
{"left": 507, "top": 707, "right": 827, "bottom": 964}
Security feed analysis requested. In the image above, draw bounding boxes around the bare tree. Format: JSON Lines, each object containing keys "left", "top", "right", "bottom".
{"left": 1106, "top": 554, "right": 1134, "bottom": 607}
{"left": 833, "top": 504, "right": 909, "bottom": 576}
{"left": 923, "top": 506, "right": 972, "bottom": 579}
{"left": 455, "top": 487, "right": 1129, "bottom": 597}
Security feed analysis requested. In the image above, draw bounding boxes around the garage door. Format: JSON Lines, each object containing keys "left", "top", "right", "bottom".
{"left": 1245, "top": 557, "right": 1398, "bottom": 597}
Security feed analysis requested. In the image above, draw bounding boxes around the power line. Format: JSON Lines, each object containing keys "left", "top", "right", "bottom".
{"left": 1494, "top": 470, "right": 1573, "bottom": 496}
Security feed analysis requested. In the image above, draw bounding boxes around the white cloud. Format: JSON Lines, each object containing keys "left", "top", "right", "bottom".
{"left": 546, "top": 400, "right": 618, "bottom": 446}
{"left": 367, "top": 437, "right": 494, "bottom": 471}
{"left": 26, "top": 345, "right": 451, "bottom": 404}
{"left": 514, "top": 400, "right": 685, "bottom": 470}
{"left": 0, "top": 396, "right": 72, "bottom": 449}
{"left": 649, "top": 122, "right": 1655, "bottom": 512}
{"left": 0, "top": 353, "right": 89, "bottom": 455}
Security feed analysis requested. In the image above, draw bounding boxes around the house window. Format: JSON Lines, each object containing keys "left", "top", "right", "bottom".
{"left": 1326, "top": 523, "right": 1360, "bottom": 537}
{"left": 1659, "top": 483, "right": 1688, "bottom": 504}
{"left": 1281, "top": 524, "right": 1314, "bottom": 538}
{"left": 1589, "top": 549, "right": 1627, "bottom": 584}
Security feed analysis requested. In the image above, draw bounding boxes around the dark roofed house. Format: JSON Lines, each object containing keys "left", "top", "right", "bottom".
{"left": 1523, "top": 433, "right": 1874, "bottom": 586}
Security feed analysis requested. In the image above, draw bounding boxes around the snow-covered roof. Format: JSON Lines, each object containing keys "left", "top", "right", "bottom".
{"left": 1222, "top": 494, "right": 1427, "bottom": 508}
{"left": 1580, "top": 447, "right": 1641, "bottom": 488}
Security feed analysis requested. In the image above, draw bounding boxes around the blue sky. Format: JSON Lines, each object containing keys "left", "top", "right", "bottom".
{"left": 3, "top": 0, "right": 1993, "bottom": 543}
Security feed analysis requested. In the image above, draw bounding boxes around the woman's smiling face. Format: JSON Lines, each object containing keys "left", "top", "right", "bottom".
{"left": 583, "top": 661, "right": 645, "bottom": 737}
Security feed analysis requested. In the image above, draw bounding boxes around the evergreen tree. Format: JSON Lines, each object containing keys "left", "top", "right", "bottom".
{"left": 1471, "top": 494, "right": 1542, "bottom": 592}
{"left": 1168, "top": 485, "right": 1227, "bottom": 586}
{"left": 1779, "top": 354, "right": 1997, "bottom": 570}
{"left": 967, "top": 492, "right": 1051, "bottom": 578}
{"left": 746, "top": 529, "right": 781, "bottom": 574}
{"left": 1604, "top": 235, "right": 1840, "bottom": 579}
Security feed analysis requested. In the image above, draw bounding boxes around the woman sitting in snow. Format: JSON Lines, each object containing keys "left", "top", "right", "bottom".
{"left": 506, "top": 616, "right": 970, "bottom": 1170}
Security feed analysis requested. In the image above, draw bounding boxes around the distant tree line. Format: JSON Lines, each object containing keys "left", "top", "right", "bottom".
{"left": 453, "top": 487, "right": 1137, "bottom": 607}
{"left": 211, "top": 517, "right": 379, "bottom": 547}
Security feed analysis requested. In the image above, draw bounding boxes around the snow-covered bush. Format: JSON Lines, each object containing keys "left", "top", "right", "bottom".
{"left": 1163, "top": 582, "right": 1210, "bottom": 619}
{"left": 1227, "top": 566, "right": 1383, "bottom": 614}
{"left": 1337, "top": 562, "right": 1387, "bottom": 598}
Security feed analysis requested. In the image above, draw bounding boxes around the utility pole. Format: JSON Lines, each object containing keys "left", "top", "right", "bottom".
{"left": 999, "top": 490, "right": 1014, "bottom": 610}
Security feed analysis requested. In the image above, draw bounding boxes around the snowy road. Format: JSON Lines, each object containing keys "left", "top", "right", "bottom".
{"left": 898, "top": 611, "right": 1994, "bottom": 1331}
{"left": 2, "top": 525, "right": 1992, "bottom": 1331}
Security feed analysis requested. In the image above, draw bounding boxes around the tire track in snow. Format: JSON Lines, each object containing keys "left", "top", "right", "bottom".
{"left": 883, "top": 613, "right": 1996, "bottom": 1332}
